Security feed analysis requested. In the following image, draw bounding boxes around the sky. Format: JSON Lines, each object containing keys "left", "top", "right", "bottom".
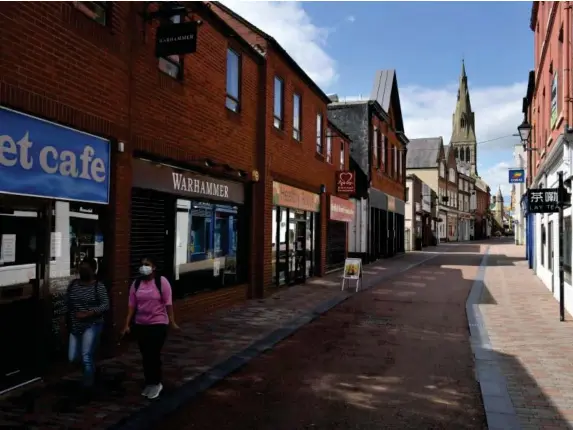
{"left": 220, "top": 0, "right": 533, "bottom": 203}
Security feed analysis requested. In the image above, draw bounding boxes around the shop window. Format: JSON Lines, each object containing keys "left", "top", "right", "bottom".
{"left": 541, "top": 223, "right": 546, "bottom": 266}
{"left": 73, "top": 1, "right": 109, "bottom": 26}
{"left": 158, "top": 14, "right": 183, "bottom": 80}
{"left": 175, "top": 199, "right": 243, "bottom": 296}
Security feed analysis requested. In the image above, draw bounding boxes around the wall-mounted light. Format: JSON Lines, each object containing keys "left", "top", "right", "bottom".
{"left": 204, "top": 159, "right": 214, "bottom": 168}
{"left": 117, "top": 141, "right": 125, "bottom": 153}
{"left": 238, "top": 169, "right": 247, "bottom": 178}
{"left": 251, "top": 170, "right": 260, "bottom": 182}
{"left": 320, "top": 184, "right": 326, "bottom": 194}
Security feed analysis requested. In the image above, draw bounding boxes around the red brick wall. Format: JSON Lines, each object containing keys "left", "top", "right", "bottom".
{"left": 369, "top": 110, "right": 406, "bottom": 202}
{"left": 0, "top": 2, "right": 262, "bottom": 331}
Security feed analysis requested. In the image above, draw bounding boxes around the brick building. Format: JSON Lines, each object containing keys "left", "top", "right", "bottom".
{"left": 210, "top": 2, "right": 353, "bottom": 286}
{"left": 474, "top": 178, "right": 491, "bottom": 240}
{"left": 524, "top": 1, "right": 573, "bottom": 314}
{"left": 0, "top": 1, "right": 355, "bottom": 392}
{"left": 327, "top": 70, "right": 408, "bottom": 262}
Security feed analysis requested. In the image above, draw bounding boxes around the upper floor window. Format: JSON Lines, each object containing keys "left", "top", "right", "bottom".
{"left": 439, "top": 162, "right": 445, "bottom": 178}
{"left": 316, "top": 113, "right": 323, "bottom": 154}
{"left": 293, "top": 93, "right": 301, "bottom": 141}
{"left": 373, "top": 128, "right": 378, "bottom": 165}
{"left": 448, "top": 167, "right": 456, "bottom": 182}
{"left": 398, "top": 150, "right": 402, "bottom": 180}
{"left": 326, "top": 128, "right": 332, "bottom": 163}
{"left": 74, "top": 1, "right": 109, "bottom": 25}
{"left": 340, "top": 141, "right": 345, "bottom": 170}
{"left": 393, "top": 146, "right": 398, "bottom": 177}
{"left": 381, "top": 134, "right": 386, "bottom": 170}
{"left": 158, "top": 14, "right": 183, "bottom": 79}
{"left": 273, "top": 77, "right": 284, "bottom": 129}
{"left": 225, "top": 49, "right": 241, "bottom": 112}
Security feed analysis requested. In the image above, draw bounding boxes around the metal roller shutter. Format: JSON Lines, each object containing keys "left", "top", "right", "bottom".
{"left": 130, "top": 189, "right": 167, "bottom": 280}
{"left": 326, "top": 220, "right": 347, "bottom": 271}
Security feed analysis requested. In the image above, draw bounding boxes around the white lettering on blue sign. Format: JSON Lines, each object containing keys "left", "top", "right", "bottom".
{"left": 0, "top": 107, "right": 110, "bottom": 203}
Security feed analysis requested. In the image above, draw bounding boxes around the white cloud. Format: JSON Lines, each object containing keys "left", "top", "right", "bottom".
{"left": 400, "top": 79, "right": 527, "bottom": 194}
{"left": 481, "top": 161, "right": 514, "bottom": 201}
{"left": 219, "top": 1, "right": 338, "bottom": 88}
{"left": 346, "top": 15, "right": 356, "bottom": 23}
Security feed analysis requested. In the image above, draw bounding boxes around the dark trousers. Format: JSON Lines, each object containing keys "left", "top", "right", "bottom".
{"left": 135, "top": 324, "right": 168, "bottom": 385}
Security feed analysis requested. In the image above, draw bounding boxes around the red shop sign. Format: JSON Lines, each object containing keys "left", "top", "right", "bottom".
{"left": 336, "top": 171, "right": 355, "bottom": 194}
{"left": 330, "top": 195, "right": 355, "bottom": 223}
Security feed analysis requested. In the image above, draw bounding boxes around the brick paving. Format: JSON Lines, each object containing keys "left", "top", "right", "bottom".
{"left": 480, "top": 242, "right": 573, "bottom": 429}
{"left": 159, "top": 247, "right": 486, "bottom": 430}
{"left": 0, "top": 251, "right": 433, "bottom": 430}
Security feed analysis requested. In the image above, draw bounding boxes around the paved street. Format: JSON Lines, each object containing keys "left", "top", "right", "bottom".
{"left": 159, "top": 245, "right": 487, "bottom": 430}
{"left": 479, "top": 242, "right": 573, "bottom": 429}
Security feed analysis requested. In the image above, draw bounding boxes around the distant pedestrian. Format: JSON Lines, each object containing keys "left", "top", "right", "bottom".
{"left": 121, "top": 257, "right": 180, "bottom": 400}
{"left": 66, "top": 257, "right": 110, "bottom": 391}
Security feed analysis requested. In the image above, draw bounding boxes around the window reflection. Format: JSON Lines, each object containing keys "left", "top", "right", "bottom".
{"left": 175, "top": 199, "right": 241, "bottom": 296}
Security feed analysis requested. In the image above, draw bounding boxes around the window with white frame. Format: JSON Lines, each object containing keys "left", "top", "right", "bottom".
{"left": 448, "top": 168, "right": 456, "bottom": 182}
{"left": 439, "top": 162, "right": 445, "bottom": 178}
{"left": 340, "top": 140, "right": 345, "bottom": 170}
{"left": 326, "top": 128, "right": 332, "bottom": 163}
{"left": 316, "top": 113, "right": 323, "bottom": 154}
{"left": 225, "top": 48, "right": 241, "bottom": 112}
{"left": 158, "top": 14, "right": 184, "bottom": 79}
{"left": 393, "top": 146, "right": 397, "bottom": 177}
{"left": 293, "top": 93, "right": 301, "bottom": 141}
{"left": 381, "top": 134, "right": 386, "bottom": 170}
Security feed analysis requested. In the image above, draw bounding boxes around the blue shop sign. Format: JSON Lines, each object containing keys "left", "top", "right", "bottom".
{"left": 0, "top": 107, "right": 110, "bottom": 204}
{"left": 508, "top": 169, "right": 525, "bottom": 184}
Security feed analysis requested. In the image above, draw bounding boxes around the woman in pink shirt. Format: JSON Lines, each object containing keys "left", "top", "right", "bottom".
{"left": 121, "top": 257, "right": 179, "bottom": 399}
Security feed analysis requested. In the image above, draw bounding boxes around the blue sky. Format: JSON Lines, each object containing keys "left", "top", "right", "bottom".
{"left": 223, "top": 1, "right": 533, "bottom": 203}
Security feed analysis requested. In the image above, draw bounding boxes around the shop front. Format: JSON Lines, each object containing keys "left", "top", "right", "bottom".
{"left": 326, "top": 195, "right": 354, "bottom": 272}
{"left": 447, "top": 213, "right": 458, "bottom": 241}
{"left": 130, "top": 159, "right": 248, "bottom": 299}
{"left": 0, "top": 106, "right": 111, "bottom": 393}
{"left": 368, "top": 188, "right": 387, "bottom": 261}
{"left": 387, "top": 195, "right": 406, "bottom": 256}
{"left": 271, "top": 182, "right": 320, "bottom": 286}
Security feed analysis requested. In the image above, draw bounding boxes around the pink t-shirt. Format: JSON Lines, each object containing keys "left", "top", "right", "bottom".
{"left": 128, "top": 276, "right": 173, "bottom": 325}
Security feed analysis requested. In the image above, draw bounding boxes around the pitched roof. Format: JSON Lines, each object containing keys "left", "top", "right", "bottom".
{"left": 209, "top": 1, "right": 332, "bottom": 105}
{"left": 370, "top": 70, "right": 405, "bottom": 133}
{"left": 406, "top": 137, "right": 443, "bottom": 169}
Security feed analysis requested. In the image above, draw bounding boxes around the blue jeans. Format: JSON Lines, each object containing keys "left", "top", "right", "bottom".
{"left": 68, "top": 323, "right": 103, "bottom": 387}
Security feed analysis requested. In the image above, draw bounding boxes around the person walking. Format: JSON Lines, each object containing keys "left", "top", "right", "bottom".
{"left": 66, "top": 257, "right": 110, "bottom": 391}
{"left": 121, "top": 257, "right": 179, "bottom": 400}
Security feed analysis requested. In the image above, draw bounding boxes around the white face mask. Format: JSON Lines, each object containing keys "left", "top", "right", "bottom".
{"left": 139, "top": 265, "right": 153, "bottom": 276}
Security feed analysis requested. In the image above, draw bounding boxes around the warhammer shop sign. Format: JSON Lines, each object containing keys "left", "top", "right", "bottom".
{"left": 527, "top": 188, "right": 559, "bottom": 214}
{"left": 155, "top": 21, "right": 198, "bottom": 58}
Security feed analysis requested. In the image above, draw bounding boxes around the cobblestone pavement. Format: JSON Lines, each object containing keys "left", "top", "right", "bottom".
{"left": 0, "top": 251, "right": 434, "bottom": 430}
{"left": 159, "top": 246, "right": 487, "bottom": 430}
{"left": 480, "top": 242, "right": 573, "bottom": 430}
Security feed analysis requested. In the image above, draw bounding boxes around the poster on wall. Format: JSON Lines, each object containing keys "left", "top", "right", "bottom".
{"left": 51, "top": 232, "right": 62, "bottom": 258}
{"left": 94, "top": 233, "right": 104, "bottom": 258}
{"left": 0, "top": 234, "right": 16, "bottom": 264}
{"left": 342, "top": 258, "right": 362, "bottom": 292}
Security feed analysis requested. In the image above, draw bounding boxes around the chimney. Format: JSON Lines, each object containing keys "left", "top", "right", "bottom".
{"left": 328, "top": 94, "right": 339, "bottom": 102}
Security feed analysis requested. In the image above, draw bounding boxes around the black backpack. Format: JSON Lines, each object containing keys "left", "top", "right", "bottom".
{"left": 133, "top": 274, "right": 163, "bottom": 301}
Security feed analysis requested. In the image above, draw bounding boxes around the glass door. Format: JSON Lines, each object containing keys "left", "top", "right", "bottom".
{"left": 0, "top": 197, "right": 48, "bottom": 393}
{"left": 288, "top": 210, "right": 307, "bottom": 284}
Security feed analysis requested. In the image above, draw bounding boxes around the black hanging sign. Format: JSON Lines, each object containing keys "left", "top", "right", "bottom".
{"left": 527, "top": 188, "right": 560, "bottom": 213}
{"left": 155, "top": 21, "right": 198, "bottom": 58}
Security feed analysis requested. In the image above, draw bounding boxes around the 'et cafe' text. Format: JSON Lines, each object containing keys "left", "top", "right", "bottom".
{"left": 0, "top": 131, "right": 106, "bottom": 182}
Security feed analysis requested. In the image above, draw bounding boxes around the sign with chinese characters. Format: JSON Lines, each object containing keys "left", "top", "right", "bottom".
{"left": 508, "top": 169, "right": 525, "bottom": 184}
{"left": 527, "top": 188, "right": 559, "bottom": 213}
{"left": 336, "top": 171, "right": 355, "bottom": 194}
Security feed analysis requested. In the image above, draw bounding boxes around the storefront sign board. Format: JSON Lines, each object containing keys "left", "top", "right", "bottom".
{"left": 330, "top": 195, "right": 355, "bottom": 223}
{"left": 0, "top": 107, "right": 111, "bottom": 204}
{"left": 336, "top": 171, "right": 356, "bottom": 194}
{"left": 527, "top": 188, "right": 560, "bottom": 214}
{"left": 132, "top": 159, "right": 244, "bottom": 204}
{"left": 342, "top": 258, "right": 362, "bottom": 292}
{"left": 155, "top": 21, "right": 198, "bottom": 58}
{"left": 272, "top": 182, "right": 320, "bottom": 212}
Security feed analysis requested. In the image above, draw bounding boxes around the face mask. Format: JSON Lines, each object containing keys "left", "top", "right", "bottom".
{"left": 139, "top": 265, "right": 153, "bottom": 276}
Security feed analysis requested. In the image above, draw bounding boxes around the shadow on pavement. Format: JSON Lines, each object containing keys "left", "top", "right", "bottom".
{"left": 483, "top": 350, "right": 572, "bottom": 429}
{"left": 157, "top": 255, "right": 489, "bottom": 430}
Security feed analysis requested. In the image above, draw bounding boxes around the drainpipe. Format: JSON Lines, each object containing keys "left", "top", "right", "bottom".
{"left": 565, "top": 2, "right": 572, "bottom": 128}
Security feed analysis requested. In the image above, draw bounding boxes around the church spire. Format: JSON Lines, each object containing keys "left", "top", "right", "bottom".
{"left": 450, "top": 60, "right": 478, "bottom": 175}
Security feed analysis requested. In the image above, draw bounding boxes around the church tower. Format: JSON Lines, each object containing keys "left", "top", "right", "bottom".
{"left": 450, "top": 60, "right": 478, "bottom": 176}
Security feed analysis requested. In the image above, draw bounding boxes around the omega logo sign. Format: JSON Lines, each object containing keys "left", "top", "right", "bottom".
{"left": 0, "top": 131, "right": 106, "bottom": 182}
